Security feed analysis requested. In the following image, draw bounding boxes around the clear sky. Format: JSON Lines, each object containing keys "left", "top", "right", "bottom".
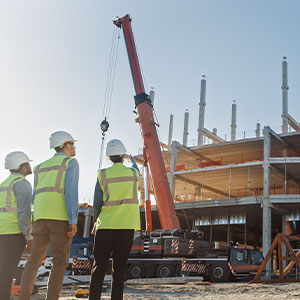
{"left": 0, "top": 0, "right": 299, "bottom": 203}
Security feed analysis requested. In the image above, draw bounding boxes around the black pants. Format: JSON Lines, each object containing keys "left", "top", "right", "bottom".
{"left": 89, "top": 229, "right": 134, "bottom": 300}
{"left": 0, "top": 234, "right": 26, "bottom": 300}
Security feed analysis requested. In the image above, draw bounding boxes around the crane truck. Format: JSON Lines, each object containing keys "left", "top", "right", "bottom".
{"left": 113, "top": 14, "right": 263, "bottom": 282}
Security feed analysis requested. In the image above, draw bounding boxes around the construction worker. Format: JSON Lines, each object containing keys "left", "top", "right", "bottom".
{"left": 20, "top": 131, "right": 79, "bottom": 300}
{"left": 0, "top": 151, "right": 33, "bottom": 300}
{"left": 89, "top": 139, "right": 141, "bottom": 300}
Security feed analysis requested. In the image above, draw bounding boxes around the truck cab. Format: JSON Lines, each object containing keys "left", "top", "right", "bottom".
{"left": 229, "top": 248, "right": 263, "bottom": 278}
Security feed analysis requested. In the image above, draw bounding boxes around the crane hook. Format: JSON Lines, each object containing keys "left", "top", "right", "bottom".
{"left": 100, "top": 118, "right": 109, "bottom": 136}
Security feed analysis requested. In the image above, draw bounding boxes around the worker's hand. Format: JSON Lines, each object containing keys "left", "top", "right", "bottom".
{"left": 26, "top": 239, "right": 32, "bottom": 253}
{"left": 67, "top": 224, "right": 77, "bottom": 237}
{"left": 128, "top": 155, "right": 134, "bottom": 162}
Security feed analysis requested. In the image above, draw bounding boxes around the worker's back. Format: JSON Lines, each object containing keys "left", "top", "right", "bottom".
{"left": 96, "top": 163, "right": 140, "bottom": 230}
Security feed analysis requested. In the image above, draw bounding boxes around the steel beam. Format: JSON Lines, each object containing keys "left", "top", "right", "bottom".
{"left": 268, "top": 127, "right": 288, "bottom": 147}
{"left": 175, "top": 175, "right": 235, "bottom": 198}
{"left": 174, "top": 160, "right": 263, "bottom": 176}
{"left": 270, "top": 195, "right": 300, "bottom": 203}
{"left": 173, "top": 196, "right": 262, "bottom": 210}
{"left": 269, "top": 157, "right": 300, "bottom": 164}
{"left": 202, "top": 128, "right": 225, "bottom": 143}
{"left": 287, "top": 113, "right": 300, "bottom": 131}
{"left": 174, "top": 141, "right": 213, "bottom": 162}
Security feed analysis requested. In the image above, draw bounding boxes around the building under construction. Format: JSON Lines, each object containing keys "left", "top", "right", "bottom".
{"left": 135, "top": 57, "right": 300, "bottom": 266}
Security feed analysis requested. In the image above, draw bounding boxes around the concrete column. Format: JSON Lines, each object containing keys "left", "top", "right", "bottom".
{"left": 168, "top": 114, "right": 174, "bottom": 146}
{"left": 231, "top": 101, "right": 237, "bottom": 141}
{"left": 183, "top": 110, "right": 189, "bottom": 146}
{"left": 210, "top": 218, "right": 213, "bottom": 243}
{"left": 282, "top": 57, "right": 289, "bottom": 134}
{"left": 263, "top": 126, "right": 272, "bottom": 279}
{"left": 282, "top": 214, "right": 287, "bottom": 268}
{"left": 169, "top": 141, "right": 178, "bottom": 198}
{"left": 227, "top": 217, "right": 231, "bottom": 246}
{"left": 83, "top": 209, "right": 92, "bottom": 238}
{"left": 198, "top": 75, "right": 206, "bottom": 146}
{"left": 256, "top": 122, "right": 261, "bottom": 138}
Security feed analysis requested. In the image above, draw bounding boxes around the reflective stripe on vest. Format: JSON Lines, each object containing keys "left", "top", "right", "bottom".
{"left": 0, "top": 176, "right": 22, "bottom": 212}
{"left": 100, "top": 168, "right": 138, "bottom": 206}
{"left": 34, "top": 157, "right": 69, "bottom": 195}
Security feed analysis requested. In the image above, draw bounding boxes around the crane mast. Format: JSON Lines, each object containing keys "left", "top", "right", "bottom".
{"left": 114, "top": 14, "right": 180, "bottom": 230}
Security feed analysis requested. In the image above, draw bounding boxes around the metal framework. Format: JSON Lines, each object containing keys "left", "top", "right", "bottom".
{"left": 252, "top": 233, "right": 300, "bottom": 283}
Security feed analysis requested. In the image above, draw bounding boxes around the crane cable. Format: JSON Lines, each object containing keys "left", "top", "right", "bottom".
{"left": 99, "top": 26, "right": 120, "bottom": 169}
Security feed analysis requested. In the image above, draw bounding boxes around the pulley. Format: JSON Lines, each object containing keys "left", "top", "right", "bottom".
{"left": 100, "top": 118, "right": 109, "bottom": 136}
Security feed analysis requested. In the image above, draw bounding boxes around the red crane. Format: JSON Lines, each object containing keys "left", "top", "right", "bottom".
{"left": 114, "top": 14, "right": 180, "bottom": 230}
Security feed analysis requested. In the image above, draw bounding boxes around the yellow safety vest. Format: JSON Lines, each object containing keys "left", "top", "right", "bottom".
{"left": 96, "top": 163, "right": 141, "bottom": 230}
{"left": 33, "top": 155, "right": 75, "bottom": 221}
{"left": 0, "top": 174, "right": 25, "bottom": 234}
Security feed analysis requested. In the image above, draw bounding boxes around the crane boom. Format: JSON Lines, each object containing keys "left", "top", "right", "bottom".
{"left": 114, "top": 14, "right": 180, "bottom": 230}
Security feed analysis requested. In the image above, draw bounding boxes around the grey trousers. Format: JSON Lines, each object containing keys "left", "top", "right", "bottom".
{"left": 0, "top": 233, "right": 26, "bottom": 300}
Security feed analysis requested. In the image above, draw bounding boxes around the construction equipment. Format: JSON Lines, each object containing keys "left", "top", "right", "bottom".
{"left": 114, "top": 14, "right": 180, "bottom": 230}
{"left": 252, "top": 233, "right": 300, "bottom": 283}
{"left": 113, "top": 14, "right": 263, "bottom": 282}
{"left": 75, "top": 288, "right": 89, "bottom": 298}
{"left": 11, "top": 285, "right": 21, "bottom": 296}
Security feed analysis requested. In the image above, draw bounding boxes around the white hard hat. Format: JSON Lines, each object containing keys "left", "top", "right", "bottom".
{"left": 106, "top": 139, "right": 126, "bottom": 156}
{"left": 49, "top": 131, "right": 77, "bottom": 149}
{"left": 5, "top": 151, "right": 32, "bottom": 170}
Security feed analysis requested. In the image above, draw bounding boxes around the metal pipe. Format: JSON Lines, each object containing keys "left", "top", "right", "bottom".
{"left": 183, "top": 109, "right": 189, "bottom": 146}
{"left": 282, "top": 56, "right": 289, "bottom": 134}
{"left": 198, "top": 75, "right": 206, "bottom": 145}
{"left": 168, "top": 114, "right": 174, "bottom": 146}
{"left": 231, "top": 100, "right": 237, "bottom": 141}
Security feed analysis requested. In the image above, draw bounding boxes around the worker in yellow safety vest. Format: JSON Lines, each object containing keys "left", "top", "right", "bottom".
{"left": 0, "top": 151, "right": 32, "bottom": 300}
{"left": 89, "top": 139, "right": 141, "bottom": 300}
{"left": 20, "top": 131, "right": 79, "bottom": 300}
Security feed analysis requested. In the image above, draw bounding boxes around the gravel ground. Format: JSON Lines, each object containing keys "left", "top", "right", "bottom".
{"left": 26, "top": 281, "right": 300, "bottom": 300}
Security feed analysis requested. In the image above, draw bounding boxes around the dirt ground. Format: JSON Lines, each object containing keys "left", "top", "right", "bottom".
{"left": 29, "top": 281, "right": 300, "bottom": 300}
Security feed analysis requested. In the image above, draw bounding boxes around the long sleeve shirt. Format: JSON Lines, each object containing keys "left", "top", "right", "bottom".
{"left": 32, "top": 153, "right": 79, "bottom": 224}
{"left": 93, "top": 161, "right": 139, "bottom": 221}
{"left": 12, "top": 173, "right": 33, "bottom": 240}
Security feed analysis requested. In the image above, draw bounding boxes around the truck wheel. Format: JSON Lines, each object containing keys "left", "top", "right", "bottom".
{"left": 155, "top": 264, "right": 175, "bottom": 278}
{"left": 209, "top": 264, "right": 229, "bottom": 282}
{"left": 175, "top": 264, "right": 182, "bottom": 277}
{"left": 128, "top": 264, "right": 145, "bottom": 279}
